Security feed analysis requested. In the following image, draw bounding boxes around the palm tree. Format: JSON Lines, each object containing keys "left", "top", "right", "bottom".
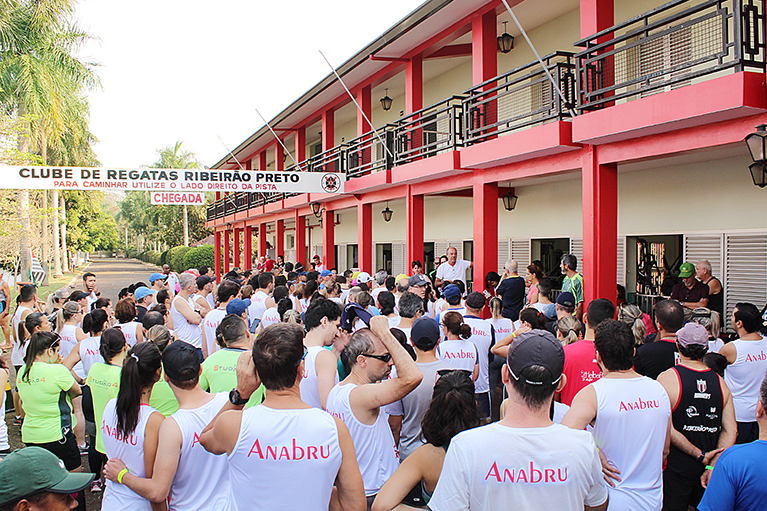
{"left": 153, "top": 142, "right": 199, "bottom": 246}
{"left": 0, "top": 0, "right": 99, "bottom": 278}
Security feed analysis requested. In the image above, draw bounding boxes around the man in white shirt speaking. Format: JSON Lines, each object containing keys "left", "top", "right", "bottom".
{"left": 430, "top": 329, "right": 608, "bottom": 511}
{"left": 434, "top": 247, "right": 472, "bottom": 290}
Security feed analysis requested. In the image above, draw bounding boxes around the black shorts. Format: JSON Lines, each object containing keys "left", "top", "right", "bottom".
{"left": 80, "top": 385, "right": 94, "bottom": 423}
{"left": 475, "top": 391, "right": 490, "bottom": 418}
{"left": 736, "top": 421, "right": 760, "bottom": 444}
{"left": 26, "top": 431, "right": 81, "bottom": 471}
{"left": 663, "top": 469, "right": 705, "bottom": 511}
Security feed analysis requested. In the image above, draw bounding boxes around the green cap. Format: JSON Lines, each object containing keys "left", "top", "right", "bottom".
{"left": 678, "top": 262, "right": 695, "bottom": 279}
{"left": 0, "top": 447, "right": 94, "bottom": 505}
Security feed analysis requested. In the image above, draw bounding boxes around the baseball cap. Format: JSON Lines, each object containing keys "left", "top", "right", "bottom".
{"left": 676, "top": 322, "right": 709, "bottom": 348}
{"left": 411, "top": 316, "right": 440, "bottom": 346}
{"left": 162, "top": 341, "right": 200, "bottom": 382}
{"left": 226, "top": 298, "right": 251, "bottom": 316}
{"left": 134, "top": 286, "right": 157, "bottom": 301}
{"left": 679, "top": 262, "right": 695, "bottom": 278}
{"left": 313, "top": 254, "right": 321, "bottom": 260}
{"left": 53, "top": 288, "right": 70, "bottom": 301}
{"left": 465, "top": 291, "right": 486, "bottom": 310}
{"left": 0, "top": 447, "right": 95, "bottom": 505}
{"left": 442, "top": 284, "right": 461, "bottom": 302}
{"left": 506, "top": 330, "right": 564, "bottom": 386}
{"left": 409, "top": 274, "right": 428, "bottom": 287}
{"left": 320, "top": 270, "right": 332, "bottom": 277}
{"left": 149, "top": 272, "right": 168, "bottom": 284}
{"left": 196, "top": 275, "right": 214, "bottom": 289}
{"left": 357, "top": 272, "right": 372, "bottom": 284}
{"left": 395, "top": 274, "right": 409, "bottom": 285}
{"left": 375, "top": 270, "right": 387, "bottom": 285}
{"left": 556, "top": 291, "right": 575, "bottom": 309}
{"left": 68, "top": 290, "right": 87, "bottom": 302}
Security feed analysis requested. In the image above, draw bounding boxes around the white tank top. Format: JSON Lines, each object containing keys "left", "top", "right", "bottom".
{"left": 436, "top": 339, "right": 478, "bottom": 373}
{"left": 300, "top": 346, "right": 339, "bottom": 409}
{"left": 59, "top": 324, "right": 85, "bottom": 379}
{"left": 724, "top": 337, "right": 767, "bottom": 422}
{"left": 101, "top": 399, "right": 158, "bottom": 511}
{"left": 202, "top": 308, "right": 227, "bottom": 357}
{"left": 79, "top": 336, "right": 105, "bottom": 377}
{"left": 260, "top": 307, "right": 281, "bottom": 329}
{"left": 491, "top": 317, "right": 514, "bottom": 340}
{"left": 591, "top": 377, "right": 670, "bottom": 511}
{"left": 115, "top": 321, "right": 140, "bottom": 347}
{"left": 168, "top": 393, "right": 230, "bottom": 511}
{"left": 326, "top": 383, "right": 398, "bottom": 496}
{"left": 171, "top": 296, "right": 202, "bottom": 348}
{"left": 228, "top": 405, "right": 342, "bottom": 511}
{"left": 463, "top": 316, "right": 494, "bottom": 393}
{"left": 248, "top": 290, "right": 269, "bottom": 322}
{"left": 0, "top": 368, "right": 8, "bottom": 450}
{"left": 290, "top": 295, "right": 301, "bottom": 312}
{"left": 206, "top": 293, "right": 215, "bottom": 310}
{"left": 11, "top": 305, "right": 31, "bottom": 366}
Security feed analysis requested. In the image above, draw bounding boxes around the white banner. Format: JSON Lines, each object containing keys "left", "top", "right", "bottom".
{"left": 0, "top": 166, "right": 345, "bottom": 193}
{"left": 150, "top": 192, "right": 205, "bottom": 205}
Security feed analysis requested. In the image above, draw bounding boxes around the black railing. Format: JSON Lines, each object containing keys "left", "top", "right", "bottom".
{"left": 346, "top": 127, "right": 394, "bottom": 178}
{"left": 392, "top": 96, "right": 465, "bottom": 166}
{"left": 576, "top": 0, "right": 766, "bottom": 111}
{"left": 463, "top": 52, "right": 576, "bottom": 145}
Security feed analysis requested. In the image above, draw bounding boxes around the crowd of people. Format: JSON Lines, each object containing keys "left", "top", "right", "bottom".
{"left": 0, "top": 251, "right": 765, "bottom": 511}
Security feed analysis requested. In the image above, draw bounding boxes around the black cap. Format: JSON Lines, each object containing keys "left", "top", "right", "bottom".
{"left": 411, "top": 316, "right": 440, "bottom": 346}
{"left": 196, "top": 275, "right": 214, "bottom": 289}
{"left": 465, "top": 291, "right": 486, "bottom": 310}
{"left": 506, "top": 330, "right": 564, "bottom": 387}
{"left": 162, "top": 341, "right": 200, "bottom": 382}
{"left": 556, "top": 291, "right": 575, "bottom": 309}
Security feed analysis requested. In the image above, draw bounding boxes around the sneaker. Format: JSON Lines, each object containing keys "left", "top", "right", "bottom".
{"left": 90, "top": 480, "right": 102, "bottom": 493}
{"left": 78, "top": 444, "right": 88, "bottom": 456}
{"left": 12, "top": 417, "right": 22, "bottom": 426}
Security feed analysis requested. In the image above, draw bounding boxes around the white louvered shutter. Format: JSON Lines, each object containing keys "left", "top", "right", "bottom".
{"left": 570, "top": 238, "right": 583, "bottom": 271}
{"left": 392, "top": 243, "right": 407, "bottom": 276}
{"left": 511, "top": 239, "right": 530, "bottom": 271}
{"left": 314, "top": 244, "right": 322, "bottom": 262}
{"left": 337, "top": 244, "right": 347, "bottom": 272}
{"left": 435, "top": 241, "right": 449, "bottom": 260}
{"left": 617, "top": 237, "right": 626, "bottom": 286}
{"left": 498, "top": 238, "right": 510, "bottom": 274}
{"left": 446, "top": 240, "right": 464, "bottom": 260}
{"left": 684, "top": 234, "right": 723, "bottom": 282}
{"left": 724, "top": 233, "right": 767, "bottom": 330}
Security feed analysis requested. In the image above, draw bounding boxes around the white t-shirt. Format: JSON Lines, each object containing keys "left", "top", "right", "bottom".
{"left": 435, "top": 259, "right": 471, "bottom": 286}
{"left": 430, "top": 423, "right": 608, "bottom": 511}
{"left": 248, "top": 290, "right": 270, "bottom": 325}
{"left": 436, "top": 339, "right": 478, "bottom": 373}
{"left": 462, "top": 315, "right": 495, "bottom": 393}
{"left": 260, "top": 307, "right": 281, "bottom": 329}
{"left": 202, "top": 308, "right": 227, "bottom": 357}
{"left": 166, "top": 272, "right": 180, "bottom": 295}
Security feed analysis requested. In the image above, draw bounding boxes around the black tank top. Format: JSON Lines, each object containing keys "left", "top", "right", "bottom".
{"left": 666, "top": 365, "right": 724, "bottom": 480}
{"left": 705, "top": 277, "right": 724, "bottom": 319}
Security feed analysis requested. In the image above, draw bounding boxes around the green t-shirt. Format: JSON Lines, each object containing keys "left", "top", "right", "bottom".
{"left": 17, "top": 362, "right": 75, "bottom": 444}
{"left": 149, "top": 369, "right": 180, "bottom": 417}
{"left": 200, "top": 348, "right": 264, "bottom": 408}
{"left": 86, "top": 362, "right": 121, "bottom": 454}
{"left": 562, "top": 273, "right": 584, "bottom": 305}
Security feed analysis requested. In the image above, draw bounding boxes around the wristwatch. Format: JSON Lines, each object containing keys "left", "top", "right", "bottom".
{"left": 229, "top": 388, "right": 249, "bottom": 406}
{"left": 697, "top": 451, "right": 706, "bottom": 464}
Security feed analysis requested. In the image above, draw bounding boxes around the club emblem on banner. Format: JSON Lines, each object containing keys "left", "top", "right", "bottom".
{"left": 321, "top": 173, "right": 341, "bottom": 193}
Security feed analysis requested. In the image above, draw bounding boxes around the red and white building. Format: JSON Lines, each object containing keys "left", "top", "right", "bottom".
{"left": 207, "top": 0, "right": 767, "bottom": 317}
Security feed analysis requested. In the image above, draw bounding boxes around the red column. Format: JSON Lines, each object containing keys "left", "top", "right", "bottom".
{"left": 244, "top": 225, "right": 253, "bottom": 269}
{"left": 580, "top": 0, "right": 614, "bottom": 38}
{"left": 582, "top": 145, "right": 617, "bottom": 306}
{"left": 357, "top": 86, "right": 372, "bottom": 135}
{"left": 473, "top": 181, "right": 498, "bottom": 294}
{"left": 275, "top": 142, "right": 284, "bottom": 172}
{"left": 275, "top": 220, "right": 285, "bottom": 260}
{"left": 258, "top": 222, "right": 267, "bottom": 260}
{"left": 472, "top": 11, "right": 498, "bottom": 135}
{"left": 295, "top": 211, "right": 306, "bottom": 266}
{"left": 357, "top": 203, "right": 372, "bottom": 272}
{"left": 258, "top": 151, "right": 267, "bottom": 170}
{"left": 233, "top": 228, "right": 242, "bottom": 268}
{"left": 223, "top": 229, "right": 231, "bottom": 274}
{"left": 214, "top": 230, "right": 222, "bottom": 280}
{"left": 406, "top": 186, "right": 424, "bottom": 271}
{"left": 295, "top": 127, "right": 306, "bottom": 164}
{"left": 322, "top": 110, "right": 334, "bottom": 152}
{"left": 322, "top": 208, "right": 335, "bottom": 270}
{"left": 406, "top": 55, "right": 423, "bottom": 114}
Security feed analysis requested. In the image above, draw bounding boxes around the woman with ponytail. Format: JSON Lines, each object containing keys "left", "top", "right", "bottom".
{"left": 617, "top": 303, "right": 647, "bottom": 347}
{"left": 372, "top": 371, "right": 479, "bottom": 510}
{"left": 63, "top": 308, "right": 109, "bottom": 378}
{"left": 101, "top": 342, "right": 164, "bottom": 511}
{"left": 85, "top": 328, "right": 128, "bottom": 493}
{"left": 435, "top": 311, "right": 479, "bottom": 381}
{"left": 17, "top": 331, "right": 87, "bottom": 510}
{"left": 145, "top": 325, "right": 180, "bottom": 417}
{"left": 114, "top": 298, "right": 143, "bottom": 346}
{"left": 58, "top": 301, "right": 88, "bottom": 451}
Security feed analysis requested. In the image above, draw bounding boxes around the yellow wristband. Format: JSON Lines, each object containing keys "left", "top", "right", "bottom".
{"left": 117, "top": 468, "right": 129, "bottom": 484}
{"left": 512, "top": 332, "right": 517, "bottom": 338}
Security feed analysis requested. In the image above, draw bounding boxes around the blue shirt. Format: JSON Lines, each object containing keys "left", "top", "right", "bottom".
{"left": 698, "top": 440, "right": 767, "bottom": 511}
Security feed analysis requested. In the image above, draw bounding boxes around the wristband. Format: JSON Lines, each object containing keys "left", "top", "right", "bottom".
{"left": 705, "top": 465, "right": 715, "bottom": 471}
{"left": 117, "top": 468, "right": 129, "bottom": 484}
{"left": 512, "top": 332, "right": 518, "bottom": 338}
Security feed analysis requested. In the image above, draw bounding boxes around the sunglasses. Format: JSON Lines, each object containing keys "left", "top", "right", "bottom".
{"left": 296, "top": 345, "right": 308, "bottom": 366}
{"left": 362, "top": 352, "right": 391, "bottom": 363}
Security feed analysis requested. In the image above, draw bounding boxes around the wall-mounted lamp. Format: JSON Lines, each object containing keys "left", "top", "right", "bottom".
{"left": 498, "top": 21, "right": 515, "bottom": 54}
{"left": 311, "top": 202, "right": 325, "bottom": 218}
{"left": 382, "top": 202, "right": 393, "bottom": 222}
{"left": 745, "top": 124, "right": 767, "bottom": 187}
{"left": 380, "top": 88, "right": 393, "bottom": 111}
{"left": 502, "top": 190, "right": 518, "bottom": 211}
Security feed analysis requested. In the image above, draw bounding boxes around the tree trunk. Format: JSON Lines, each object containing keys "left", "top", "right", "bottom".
{"left": 60, "top": 193, "right": 68, "bottom": 273}
{"left": 18, "top": 190, "right": 30, "bottom": 281}
{"left": 183, "top": 205, "right": 189, "bottom": 246}
{"left": 41, "top": 191, "right": 49, "bottom": 285}
{"left": 52, "top": 190, "right": 62, "bottom": 276}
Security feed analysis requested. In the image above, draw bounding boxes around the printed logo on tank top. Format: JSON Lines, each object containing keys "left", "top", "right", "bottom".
{"left": 84, "top": 348, "right": 99, "bottom": 356}
{"left": 102, "top": 423, "right": 138, "bottom": 446}
{"left": 470, "top": 326, "right": 490, "bottom": 337}
{"left": 580, "top": 369, "right": 602, "bottom": 383}
{"left": 485, "top": 461, "right": 568, "bottom": 484}
{"left": 745, "top": 351, "right": 767, "bottom": 362}
{"left": 247, "top": 438, "right": 332, "bottom": 460}
{"left": 694, "top": 379, "right": 711, "bottom": 399}
{"left": 618, "top": 397, "right": 661, "bottom": 412}
{"left": 443, "top": 350, "right": 474, "bottom": 359}
{"left": 192, "top": 432, "right": 202, "bottom": 448}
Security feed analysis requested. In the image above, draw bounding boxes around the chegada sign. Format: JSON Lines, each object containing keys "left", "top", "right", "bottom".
{"left": 150, "top": 192, "right": 205, "bottom": 205}
{"left": 0, "top": 166, "right": 345, "bottom": 193}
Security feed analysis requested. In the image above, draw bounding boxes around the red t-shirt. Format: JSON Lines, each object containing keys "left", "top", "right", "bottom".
{"left": 560, "top": 339, "right": 603, "bottom": 406}
{"left": 264, "top": 259, "right": 275, "bottom": 272}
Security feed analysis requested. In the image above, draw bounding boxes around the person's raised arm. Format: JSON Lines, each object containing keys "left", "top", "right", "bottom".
{"left": 175, "top": 297, "right": 202, "bottom": 325}
{"left": 63, "top": 341, "right": 82, "bottom": 370}
{"left": 490, "top": 324, "right": 532, "bottom": 358}
{"left": 143, "top": 411, "right": 167, "bottom": 511}
{"left": 331, "top": 418, "right": 365, "bottom": 511}
{"left": 104, "top": 417, "right": 182, "bottom": 503}
{"left": 350, "top": 316, "right": 422, "bottom": 411}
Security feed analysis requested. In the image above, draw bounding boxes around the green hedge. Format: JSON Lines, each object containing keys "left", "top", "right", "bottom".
{"left": 182, "top": 245, "right": 215, "bottom": 272}
{"left": 160, "top": 250, "right": 169, "bottom": 266}
{"left": 168, "top": 246, "right": 192, "bottom": 273}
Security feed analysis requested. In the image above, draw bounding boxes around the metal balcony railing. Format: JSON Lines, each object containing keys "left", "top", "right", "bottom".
{"left": 346, "top": 127, "right": 394, "bottom": 178}
{"left": 575, "top": 0, "right": 767, "bottom": 111}
{"left": 463, "top": 52, "right": 576, "bottom": 145}
{"left": 392, "top": 96, "right": 465, "bottom": 166}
